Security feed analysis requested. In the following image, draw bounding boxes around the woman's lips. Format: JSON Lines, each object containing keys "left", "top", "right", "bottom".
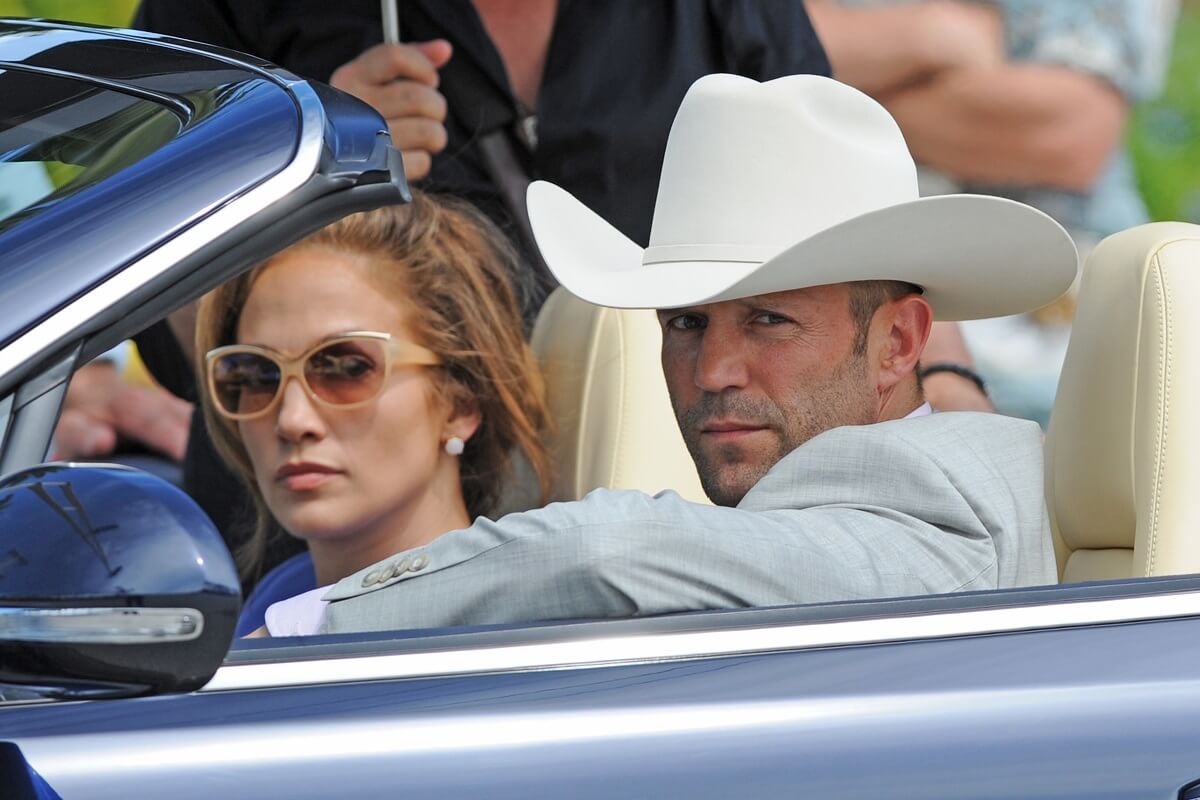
{"left": 275, "top": 462, "right": 340, "bottom": 492}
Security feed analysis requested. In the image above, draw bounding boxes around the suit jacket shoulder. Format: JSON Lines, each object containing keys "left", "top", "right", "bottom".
{"left": 741, "top": 411, "right": 1051, "bottom": 589}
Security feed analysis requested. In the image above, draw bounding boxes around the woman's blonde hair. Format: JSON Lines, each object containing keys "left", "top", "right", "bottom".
{"left": 196, "top": 192, "right": 551, "bottom": 580}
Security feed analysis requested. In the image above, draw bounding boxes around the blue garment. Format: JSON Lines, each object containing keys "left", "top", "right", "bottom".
{"left": 235, "top": 551, "right": 317, "bottom": 636}
{"left": 0, "top": 742, "right": 63, "bottom": 800}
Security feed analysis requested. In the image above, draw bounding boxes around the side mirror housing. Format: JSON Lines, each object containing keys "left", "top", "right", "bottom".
{"left": 0, "top": 463, "right": 240, "bottom": 698}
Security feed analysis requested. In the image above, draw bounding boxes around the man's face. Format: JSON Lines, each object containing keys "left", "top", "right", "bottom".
{"left": 658, "top": 284, "right": 879, "bottom": 507}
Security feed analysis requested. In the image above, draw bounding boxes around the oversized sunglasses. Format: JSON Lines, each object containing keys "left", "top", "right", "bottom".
{"left": 205, "top": 331, "right": 441, "bottom": 420}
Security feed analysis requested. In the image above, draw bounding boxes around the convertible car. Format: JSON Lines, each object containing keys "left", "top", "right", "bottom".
{"left": 4, "top": 18, "right": 1200, "bottom": 800}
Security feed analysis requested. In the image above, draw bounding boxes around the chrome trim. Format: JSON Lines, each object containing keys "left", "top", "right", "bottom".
{"left": 0, "top": 392, "right": 12, "bottom": 449}
{"left": 202, "top": 590, "right": 1200, "bottom": 692}
{"left": 0, "top": 78, "right": 326, "bottom": 389}
{"left": 0, "top": 607, "right": 203, "bottom": 644}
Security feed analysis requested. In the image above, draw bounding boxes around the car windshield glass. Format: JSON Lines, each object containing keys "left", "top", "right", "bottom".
{"left": 0, "top": 69, "right": 181, "bottom": 229}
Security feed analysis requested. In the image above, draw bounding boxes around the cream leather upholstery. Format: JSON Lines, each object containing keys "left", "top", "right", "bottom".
{"left": 1046, "top": 222, "right": 1200, "bottom": 582}
{"left": 530, "top": 288, "right": 709, "bottom": 504}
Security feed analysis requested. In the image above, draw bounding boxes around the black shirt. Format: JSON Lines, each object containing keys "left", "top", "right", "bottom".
{"left": 134, "top": 0, "right": 829, "bottom": 247}
{"left": 132, "top": 0, "right": 830, "bottom": 587}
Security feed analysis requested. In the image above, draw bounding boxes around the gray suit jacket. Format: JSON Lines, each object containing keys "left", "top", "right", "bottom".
{"left": 319, "top": 412, "right": 1054, "bottom": 633}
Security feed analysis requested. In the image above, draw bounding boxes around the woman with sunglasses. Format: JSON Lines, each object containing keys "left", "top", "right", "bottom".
{"left": 197, "top": 193, "right": 551, "bottom": 635}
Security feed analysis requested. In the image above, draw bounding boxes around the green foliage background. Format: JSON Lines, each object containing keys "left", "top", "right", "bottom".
{"left": 0, "top": 0, "right": 136, "bottom": 26}
{"left": 1130, "top": 2, "right": 1200, "bottom": 223}
{"left": 3, "top": 0, "right": 1198, "bottom": 224}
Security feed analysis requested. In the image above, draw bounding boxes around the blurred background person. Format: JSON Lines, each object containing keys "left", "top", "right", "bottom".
{"left": 197, "top": 195, "right": 551, "bottom": 633}
{"left": 53, "top": 344, "right": 191, "bottom": 482}
{"left": 807, "top": 0, "right": 1180, "bottom": 425}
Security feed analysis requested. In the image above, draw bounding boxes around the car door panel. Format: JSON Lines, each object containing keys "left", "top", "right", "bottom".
{"left": 5, "top": 615, "right": 1200, "bottom": 798}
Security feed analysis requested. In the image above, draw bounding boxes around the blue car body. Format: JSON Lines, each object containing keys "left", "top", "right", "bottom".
{"left": 2, "top": 19, "right": 1200, "bottom": 800}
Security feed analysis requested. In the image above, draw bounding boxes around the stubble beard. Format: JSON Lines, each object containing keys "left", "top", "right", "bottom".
{"left": 677, "top": 353, "right": 877, "bottom": 507}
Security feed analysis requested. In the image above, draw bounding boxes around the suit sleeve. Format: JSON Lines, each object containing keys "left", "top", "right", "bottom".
{"left": 319, "top": 476, "right": 1000, "bottom": 634}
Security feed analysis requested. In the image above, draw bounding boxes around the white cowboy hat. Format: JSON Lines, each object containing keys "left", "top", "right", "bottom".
{"left": 526, "top": 73, "right": 1078, "bottom": 319}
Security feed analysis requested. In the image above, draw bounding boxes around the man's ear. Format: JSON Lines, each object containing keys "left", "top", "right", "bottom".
{"left": 872, "top": 294, "right": 933, "bottom": 394}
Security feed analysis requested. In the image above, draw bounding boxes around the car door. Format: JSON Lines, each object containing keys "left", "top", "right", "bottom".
{"left": 7, "top": 577, "right": 1200, "bottom": 799}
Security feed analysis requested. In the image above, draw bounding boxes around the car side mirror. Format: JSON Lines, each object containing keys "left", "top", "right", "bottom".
{"left": 0, "top": 463, "right": 240, "bottom": 699}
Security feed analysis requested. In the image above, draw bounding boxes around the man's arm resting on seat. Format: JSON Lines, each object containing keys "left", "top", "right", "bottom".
{"left": 315, "top": 420, "right": 1033, "bottom": 634}
{"left": 319, "top": 493, "right": 951, "bottom": 633}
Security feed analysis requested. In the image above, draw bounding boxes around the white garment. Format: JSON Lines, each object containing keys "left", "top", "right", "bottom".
{"left": 264, "top": 585, "right": 330, "bottom": 637}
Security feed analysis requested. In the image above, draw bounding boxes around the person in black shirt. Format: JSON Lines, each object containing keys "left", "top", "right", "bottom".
{"left": 134, "top": 1, "right": 831, "bottom": 263}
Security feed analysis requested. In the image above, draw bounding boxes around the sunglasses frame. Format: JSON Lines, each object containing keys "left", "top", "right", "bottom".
{"left": 205, "top": 330, "right": 441, "bottom": 421}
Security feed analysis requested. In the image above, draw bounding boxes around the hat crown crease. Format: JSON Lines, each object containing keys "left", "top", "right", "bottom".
{"left": 647, "top": 74, "right": 919, "bottom": 258}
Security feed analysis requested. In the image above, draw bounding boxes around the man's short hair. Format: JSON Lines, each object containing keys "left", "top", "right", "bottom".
{"left": 848, "top": 280, "right": 923, "bottom": 355}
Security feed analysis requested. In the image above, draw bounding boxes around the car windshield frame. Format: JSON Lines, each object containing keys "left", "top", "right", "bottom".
{"left": 0, "top": 22, "right": 307, "bottom": 358}
{"left": 0, "top": 70, "right": 186, "bottom": 229}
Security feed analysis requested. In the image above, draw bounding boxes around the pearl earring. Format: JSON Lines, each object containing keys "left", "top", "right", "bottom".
{"left": 444, "top": 436, "right": 465, "bottom": 456}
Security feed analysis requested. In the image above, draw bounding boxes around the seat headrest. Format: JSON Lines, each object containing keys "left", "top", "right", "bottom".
{"left": 531, "top": 288, "right": 709, "bottom": 504}
{"left": 1046, "top": 221, "right": 1200, "bottom": 579}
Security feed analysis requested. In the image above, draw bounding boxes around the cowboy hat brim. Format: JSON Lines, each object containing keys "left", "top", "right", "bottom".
{"left": 528, "top": 180, "right": 1078, "bottom": 320}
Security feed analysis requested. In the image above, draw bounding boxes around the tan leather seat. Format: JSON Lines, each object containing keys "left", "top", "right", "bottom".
{"left": 530, "top": 287, "right": 709, "bottom": 504}
{"left": 1046, "top": 222, "right": 1200, "bottom": 582}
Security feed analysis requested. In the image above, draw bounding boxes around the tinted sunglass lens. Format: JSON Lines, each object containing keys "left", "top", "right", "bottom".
{"left": 213, "top": 353, "right": 281, "bottom": 416}
{"left": 305, "top": 339, "right": 385, "bottom": 404}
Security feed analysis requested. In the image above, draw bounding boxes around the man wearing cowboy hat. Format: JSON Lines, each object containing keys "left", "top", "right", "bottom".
{"left": 264, "top": 74, "right": 1077, "bottom": 636}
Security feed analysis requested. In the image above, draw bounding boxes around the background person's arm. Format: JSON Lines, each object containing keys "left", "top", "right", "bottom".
{"left": 810, "top": 0, "right": 1143, "bottom": 192}
{"left": 54, "top": 358, "right": 192, "bottom": 461}
{"left": 805, "top": 0, "right": 1004, "bottom": 95}
{"left": 922, "top": 322, "right": 993, "bottom": 412}
{"left": 881, "top": 65, "right": 1127, "bottom": 191}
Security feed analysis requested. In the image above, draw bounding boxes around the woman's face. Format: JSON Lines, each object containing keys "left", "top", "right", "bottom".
{"left": 234, "top": 245, "right": 472, "bottom": 546}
